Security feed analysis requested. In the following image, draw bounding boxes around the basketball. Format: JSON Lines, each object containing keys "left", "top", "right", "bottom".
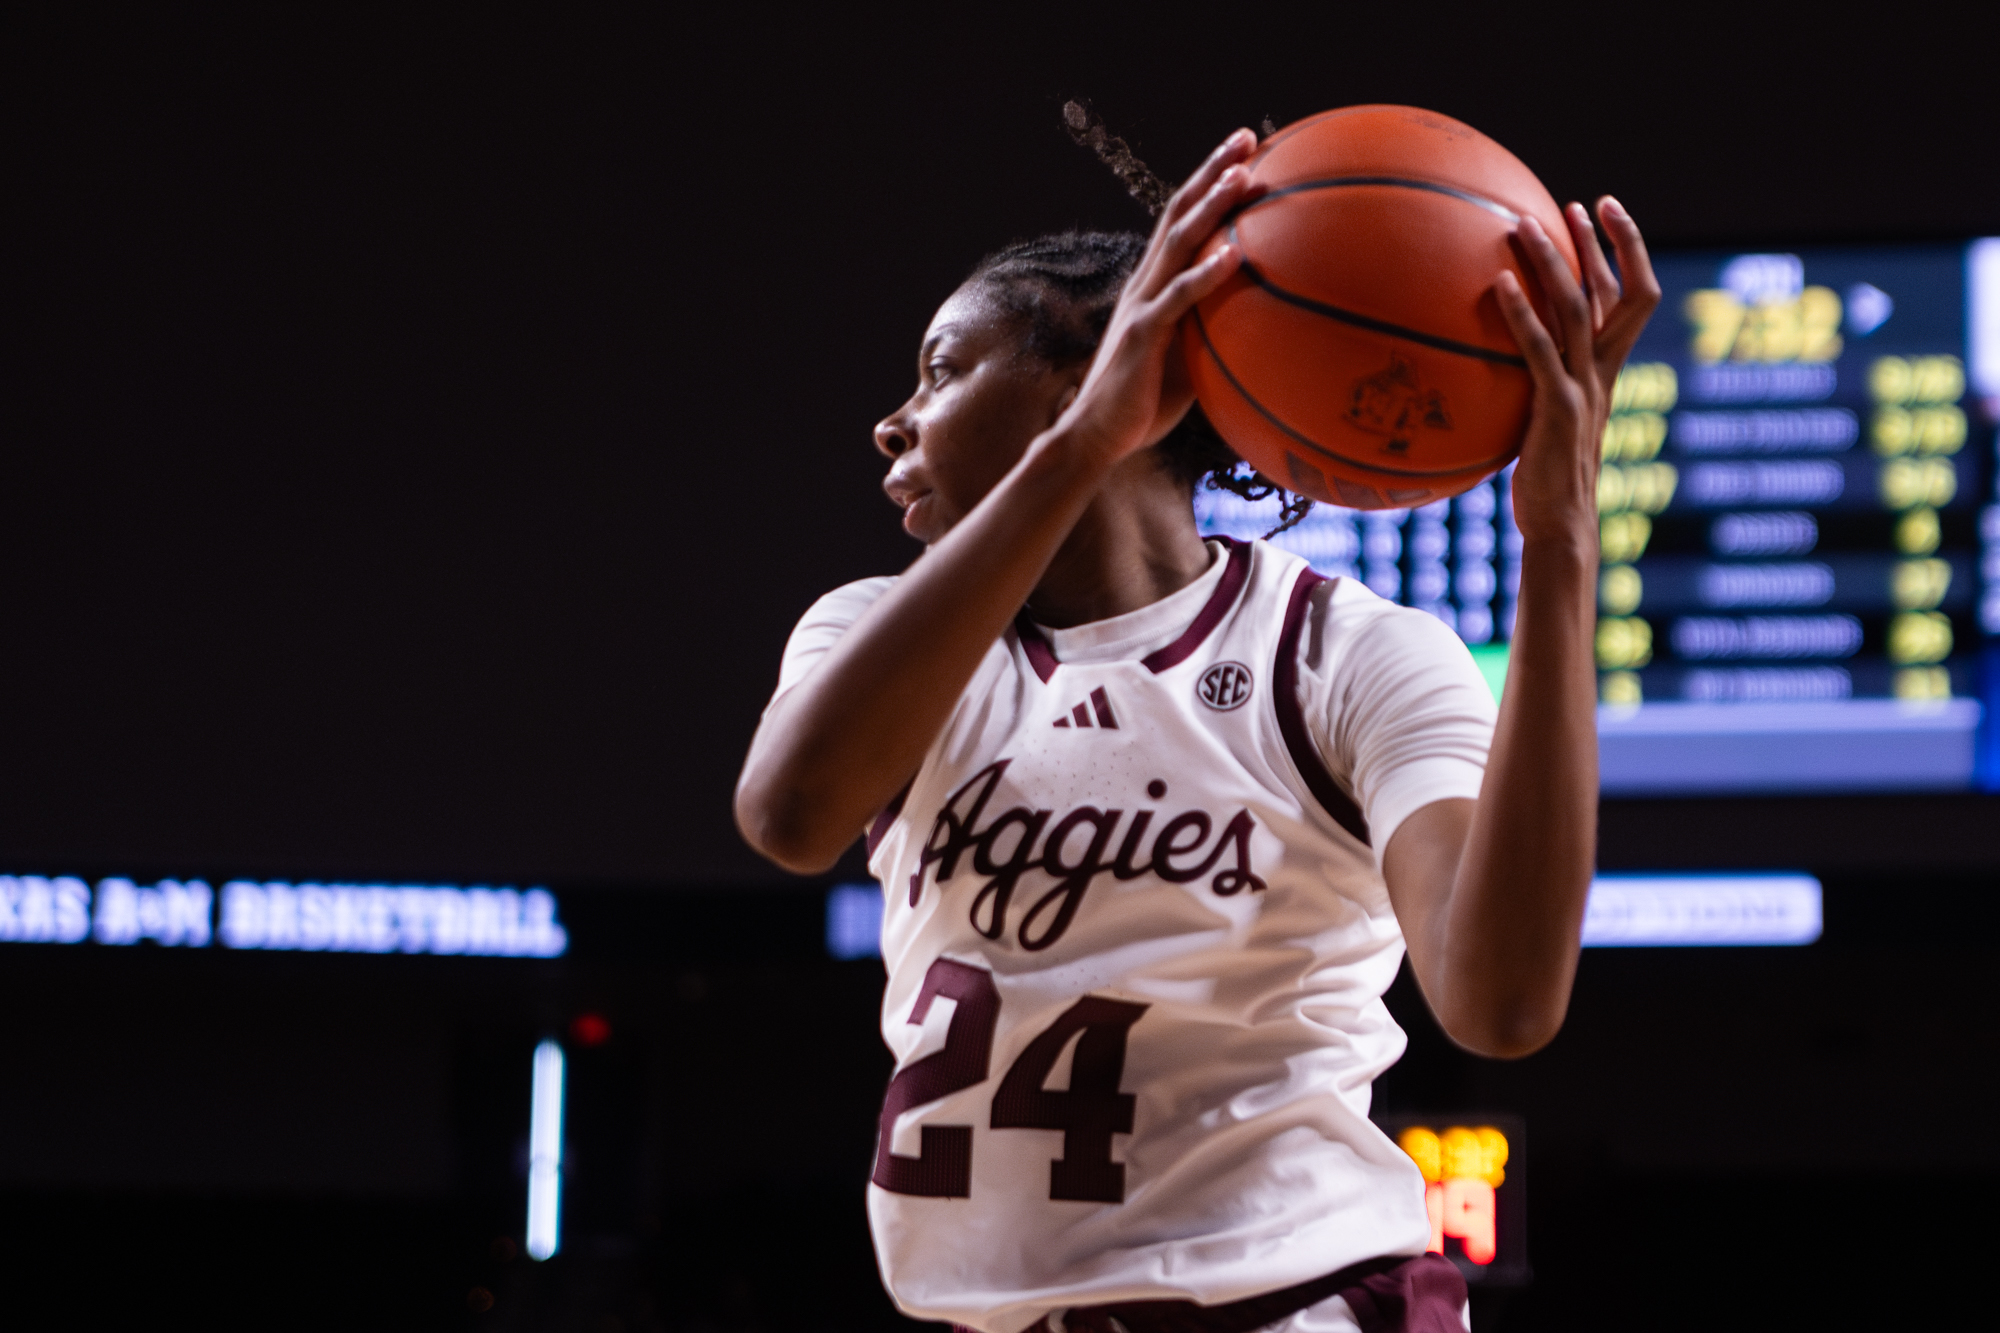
{"left": 1183, "top": 105, "right": 1581, "bottom": 510}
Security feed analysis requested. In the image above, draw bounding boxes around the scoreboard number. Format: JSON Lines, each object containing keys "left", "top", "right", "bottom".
{"left": 1683, "top": 286, "right": 1843, "bottom": 364}
{"left": 1380, "top": 1113, "right": 1531, "bottom": 1285}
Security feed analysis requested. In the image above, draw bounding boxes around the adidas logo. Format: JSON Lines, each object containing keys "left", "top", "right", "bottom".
{"left": 1052, "top": 686, "right": 1119, "bottom": 730}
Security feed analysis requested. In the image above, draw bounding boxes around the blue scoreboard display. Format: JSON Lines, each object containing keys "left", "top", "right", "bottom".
{"left": 1196, "top": 239, "right": 2000, "bottom": 794}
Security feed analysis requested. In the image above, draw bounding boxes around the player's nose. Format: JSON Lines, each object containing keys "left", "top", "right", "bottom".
{"left": 873, "top": 404, "right": 916, "bottom": 460}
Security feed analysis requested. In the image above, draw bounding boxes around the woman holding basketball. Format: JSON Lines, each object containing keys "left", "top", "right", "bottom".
{"left": 736, "top": 117, "right": 1657, "bottom": 1333}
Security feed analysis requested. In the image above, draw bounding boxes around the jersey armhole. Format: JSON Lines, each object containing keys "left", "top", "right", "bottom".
{"left": 1272, "top": 568, "right": 1372, "bottom": 847}
{"left": 865, "top": 779, "right": 914, "bottom": 858}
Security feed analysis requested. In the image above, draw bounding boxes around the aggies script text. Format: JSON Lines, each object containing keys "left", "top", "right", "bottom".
{"left": 909, "top": 759, "right": 1267, "bottom": 951}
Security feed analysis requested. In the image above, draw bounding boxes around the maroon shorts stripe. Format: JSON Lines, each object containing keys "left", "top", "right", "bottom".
{"left": 1273, "top": 567, "right": 1371, "bottom": 847}
{"left": 1016, "top": 1252, "right": 1465, "bottom": 1333}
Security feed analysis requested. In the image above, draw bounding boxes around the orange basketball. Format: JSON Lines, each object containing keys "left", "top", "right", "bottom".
{"left": 1183, "top": 105, "right": 1580, "bottom": 510}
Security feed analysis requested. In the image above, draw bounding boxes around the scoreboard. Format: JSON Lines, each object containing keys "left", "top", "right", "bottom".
{"left": 1196, "top": 238, "right": 2000, "bottom": 795}
{"left": 1375, "top": 1114, "right": 1529, "bottom": 1286}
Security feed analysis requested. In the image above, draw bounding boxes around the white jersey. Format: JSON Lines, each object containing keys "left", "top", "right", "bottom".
{"left": 772, "top": 539, "right": 1495, "bottom": 1333}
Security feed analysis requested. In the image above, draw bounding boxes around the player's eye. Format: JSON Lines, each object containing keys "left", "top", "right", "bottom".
{"left": 926, "top": 360, "right": 954, "bottom": 387}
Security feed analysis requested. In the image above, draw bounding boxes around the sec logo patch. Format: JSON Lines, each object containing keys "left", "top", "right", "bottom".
{"left": 1197, "top": 661, "right": 1254, "bottom": 711}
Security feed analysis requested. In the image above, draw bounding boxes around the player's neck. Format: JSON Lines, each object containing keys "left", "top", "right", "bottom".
{"left": 1024, "top": 468, "right": 1212, "bottom": 630}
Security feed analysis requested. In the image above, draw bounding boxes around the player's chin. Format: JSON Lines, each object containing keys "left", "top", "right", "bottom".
{"left": 902, "top": 494, "right": 958, "bottom": 545}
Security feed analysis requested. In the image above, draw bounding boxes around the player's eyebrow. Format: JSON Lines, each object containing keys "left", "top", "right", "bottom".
{"left": 920, "top": 324, "right": 965, "bottom": 364}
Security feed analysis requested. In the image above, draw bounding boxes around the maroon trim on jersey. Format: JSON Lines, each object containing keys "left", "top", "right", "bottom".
{"left": 1274, "top": 567, "right": 1372, "bottom": 847}
{"left": 1016, "top": 1252, "right": 1466, "bottom": 1333}
{"left": 866, "top": 779, "right": 913, "bottom": 857}
{"left": 1014, "top": 616, "right": 1060, "bottom": 683}
{"left": 1140, "top": 537, "right": 1252, "bottom": 674}
{"left": 1013, "top": 538, "right": 1252, "bottom": 683}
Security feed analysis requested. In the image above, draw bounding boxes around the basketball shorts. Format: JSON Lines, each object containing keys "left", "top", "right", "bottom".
{"left": 961, "top": 1252, "right": 1470, "bottom": 1333}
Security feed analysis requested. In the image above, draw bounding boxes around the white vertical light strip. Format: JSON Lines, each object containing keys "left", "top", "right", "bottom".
{"left": 1969, "top": 238, "right": 2000, "bottom": 404}
{"left": 525, "top": 1039, "right": 565, "bottom": 1260}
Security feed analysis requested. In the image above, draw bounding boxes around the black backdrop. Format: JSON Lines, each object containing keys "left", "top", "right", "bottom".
{"left": 7, "top": 6, "right": 1999, "bottom": 887}
{"left": 7, "top": 10, "right": 2000, "bottom": 1331}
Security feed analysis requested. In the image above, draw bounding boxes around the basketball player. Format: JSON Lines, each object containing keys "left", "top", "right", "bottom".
{"left": 735, "top": 122, "right": 1658, "bottom": 1332}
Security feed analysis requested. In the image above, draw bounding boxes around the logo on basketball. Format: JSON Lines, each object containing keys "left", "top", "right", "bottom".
{"left": 1347, "top": 356, "right": 1453, "bottom": 454}
{"left": 1197, "top": 662, "right": 1254, "bottom": 711}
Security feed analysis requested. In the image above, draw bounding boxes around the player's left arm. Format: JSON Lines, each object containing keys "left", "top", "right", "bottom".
{"left": 1381, "top": 199, "right": 1659, "bottom": 1059}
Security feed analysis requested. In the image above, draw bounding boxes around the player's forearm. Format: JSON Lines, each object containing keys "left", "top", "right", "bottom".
{"left": 1432, "top": 532, "right": 1598, "bottom": 1055}
{"left": 735, "top": 426, "right": 1114, "bottom": 873}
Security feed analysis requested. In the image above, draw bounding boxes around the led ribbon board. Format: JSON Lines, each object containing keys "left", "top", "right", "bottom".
{"left": 1581, "top": 873, "right": 1821, "bottom": 946}
{"left": 824, "top": 875, "right": 1824, "bottom": 959}
{"left": 0, "top": 874, "right": 567, "bottom": 957}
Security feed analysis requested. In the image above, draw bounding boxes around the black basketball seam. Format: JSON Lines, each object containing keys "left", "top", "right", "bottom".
{"left": 1242, "top": 174, "right": 1521, "bottom": 222}
{"left": 1187, "top": 306, "right": 1503, "bottom": 483}
{"left": 1227, "top": 222, "right": 1530, "bottom": 369}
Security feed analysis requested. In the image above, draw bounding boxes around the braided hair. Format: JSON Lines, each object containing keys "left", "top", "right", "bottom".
{"left": 957, "top": 105, "right": 1314, "bottom": 538}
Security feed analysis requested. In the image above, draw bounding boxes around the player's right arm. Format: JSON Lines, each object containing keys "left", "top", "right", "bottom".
{"left": 734, "top": 132, "right": 1256, "bottom": 874}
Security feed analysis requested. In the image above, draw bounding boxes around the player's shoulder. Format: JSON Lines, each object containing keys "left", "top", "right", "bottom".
{"left": 794, "top": 575, "right": 898, "bottom": 633}
{"left": 1319, "top": 570, "right": 1445, "bottom": 632}
{"left": 1298, "top": 565, "right": 1487, "bottom": 682}
{"left": 772, "top": 575, "right": 902, "bottom": 703}
{"left": 780, "top": 574, "right": 899, "bottom": 657}
{"left": 1233, "top": 539, "right": 1448, "bottom": 644}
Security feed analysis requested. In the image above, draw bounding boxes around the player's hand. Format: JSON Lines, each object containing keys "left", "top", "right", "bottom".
{"left": 1495, "top": 198, "right": 1661, "bottom": 548}
{"left": 1052, "top": 129, "right": 1258, "bottom": 466}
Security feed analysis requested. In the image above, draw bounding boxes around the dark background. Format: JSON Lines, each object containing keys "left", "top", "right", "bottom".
{"left": 3, "top": 5, "right": 1997, "bottom": 1330}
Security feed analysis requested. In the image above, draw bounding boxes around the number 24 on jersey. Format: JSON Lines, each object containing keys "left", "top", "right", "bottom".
{"left": 873, "top": 958, "right": 1147, "bottom": 1204}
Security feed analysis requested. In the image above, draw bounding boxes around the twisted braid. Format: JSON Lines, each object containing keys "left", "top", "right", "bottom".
{"left": 1061, "top": 101, "right": 1174, "bottom": 217}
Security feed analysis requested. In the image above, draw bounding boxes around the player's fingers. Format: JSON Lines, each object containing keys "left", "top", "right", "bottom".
{"left": 1133, "top": 132, "right": 1254, "bottom": 300}
{"left": 1594, "top": 195, "right": 1662, "bottom": 364}
{"left": 1144, "top": 242, "right": 1239, "bottom": 330}
{"left": 1157, "top": 129, "right": 1256, "bottom": 232}
{"left": 1597, "top": 198, "right": 1658, "bottom": 305}
{"left": 1516, "top": 216, "right": 1595, "bottom": 384}
{"left": 1494, "top": 270, "right": 1576, "bottom": 414}
{"left": 1157, "top": 165, "right": 1252, "bottom": 279}
{"left": 1566, "top": 202, "right": 1619, "bottom": 330}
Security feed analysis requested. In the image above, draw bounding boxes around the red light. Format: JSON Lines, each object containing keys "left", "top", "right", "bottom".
{"left": 1442, "top": 1177, "right": 1496, "bottom": 1264}
{"left": 569, "top": 1013, "right": 611, "bottom": 1047}
{"left": 1400, "top": 1124, "right": 1505, "bottom": 1266}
